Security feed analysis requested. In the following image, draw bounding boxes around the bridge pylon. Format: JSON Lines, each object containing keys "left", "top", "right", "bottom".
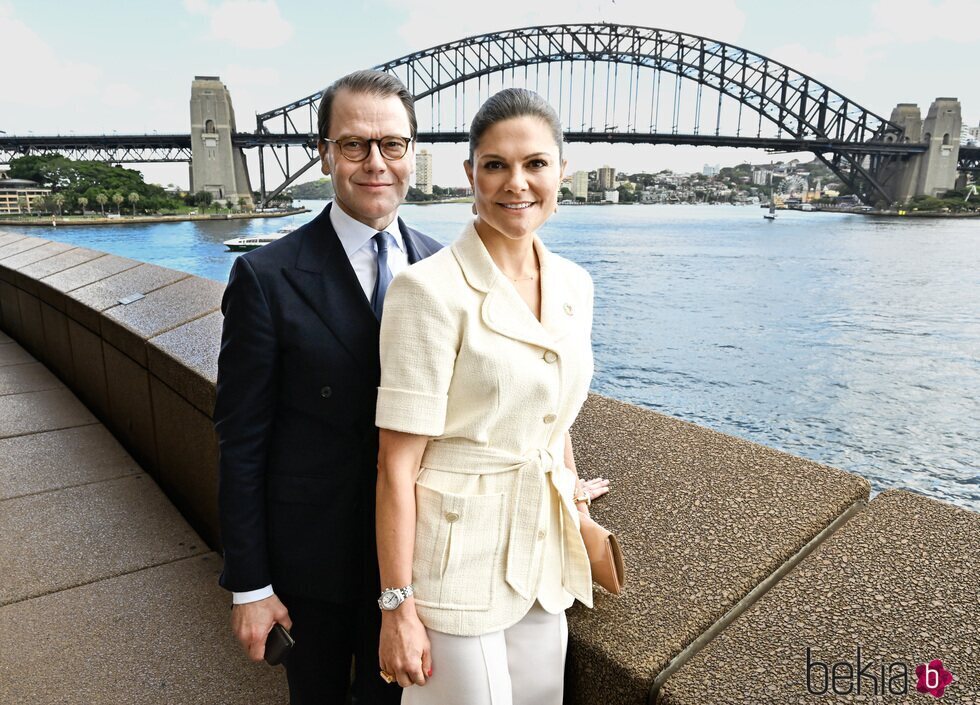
{"left": 189, "top": 76, "right": 253, "bottom": 207}
{"left": 882, "top": 98, "right": 962, "bottom": 204}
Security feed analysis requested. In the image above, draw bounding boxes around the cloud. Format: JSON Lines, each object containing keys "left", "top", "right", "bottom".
{"left": 101, "top": 83, "right": 143, "bottom": 109}
{"left": 871, "top": 0, "right": 977, "bottom": 44}
{"left": 0, "top": 3, "right": 102, "bottom": 109}
{"left": 394, "top": 0, "right": 746, "bottom": 53}
{"left": 183, "top": 0, "right": 294, "bottom": 49}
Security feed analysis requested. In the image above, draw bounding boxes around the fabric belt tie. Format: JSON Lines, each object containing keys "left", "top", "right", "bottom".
{"left": 419, "top": 442, "right": 592, "bottom": 605}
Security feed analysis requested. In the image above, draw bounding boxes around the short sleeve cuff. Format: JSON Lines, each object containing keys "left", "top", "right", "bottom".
{"left": 376, "top": 387, "right": 447, "bottom": 436}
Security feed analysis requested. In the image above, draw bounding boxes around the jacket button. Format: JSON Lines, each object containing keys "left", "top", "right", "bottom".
{"left": 563, "top": 303, "right": 574, "bottom": 316}
{"left": 543, "top": 414, "right": 557, "bottom": 424}
{"left": 537, "top": 529, "right": 547, "bottom": 540}
{"left": 543, "top": 350, "right": 558, "bottom": 363}
{"left": 445, "top": 512, "right": 460, "bottom": 523}
{"left": 320, "top": 386, "right": 332, "bottom": 398}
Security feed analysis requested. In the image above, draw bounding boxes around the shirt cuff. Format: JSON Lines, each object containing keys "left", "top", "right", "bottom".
{"left": 232, "top": 585, "right": 275, "bottom": 605}
{"left": 376, "top": 387, "right": 447, "bottom": 436}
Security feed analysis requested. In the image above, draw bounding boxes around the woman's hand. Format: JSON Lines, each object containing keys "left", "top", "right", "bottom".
{"left": 380, "top": 602, "right": 432, "bottom": 688}
{"left": 574, "top": 477, "right": 610, "bottom": 515}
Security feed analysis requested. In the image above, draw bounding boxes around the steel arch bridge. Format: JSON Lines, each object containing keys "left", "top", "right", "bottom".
{"left": 253, "top": 22, "right": 928, "bottom": 205}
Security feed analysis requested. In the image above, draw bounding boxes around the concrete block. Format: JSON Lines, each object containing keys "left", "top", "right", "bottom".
{"left": 0, "top": 236, "right": 48, "bottom": 262}
{"left": 148, "top": 310, "right": 222, "bottom": 417}
{"left": 0, "top": 361, "right": 63, "bottom": 397}
{"left": 0, "top": 279, "right": 23, "bottom": 340}
{"left": 38, "top": 302, "right": 74, "bottom": 383}
{"left": 15, "top": 288, "right": 44, "bottom": 356}
{"left": 66, "top": 263, "right": 187, "bottom": 334}
{"left": 0, "top": 553, "right": 287, "bottom": 704}
{"left": 39, "top": 253, "right": 140, "bottom": 309}
{"left": 150, "top": 377, "right": 221, "bottom": 546}
{"left": 0, "top": 425, "right": 140, "bottom": 500}
{"left": 101, "top": 276, "right": 224, "bottom": 367}
{"left": 67, "top": 318, "right": 109, "bottom": 418}
{"left": 0, "top": 342, "right": 33, "bottom": 368}
{"left": 19, "top": 246, "right": 104, "bottom": 282}
{"left": 564, "top": 394, "right": 871, "bottom": 705}
{"left": 0, "top": 387, "right": 96, "bottom": 439}
{"left": 658, "top": 490, "right": 979, "bottom": 704}
{"left": 102, "top": 342, "right": 157, "bottom": 474}
{"left": 0, "top": 474, "right": 206, "bottom": 606}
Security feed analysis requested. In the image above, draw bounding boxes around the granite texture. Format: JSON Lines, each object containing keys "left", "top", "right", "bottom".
{"left": 101, "top": 275, "right": 224, "bottom": 366}
{"left": 39, "top": 253, "right": 140, "bottom": 309}
{"left": 0, "top": 424, "right": 140, "bottom": 500}
{"left": 0, "top": 341, "right": 33, "bottom": 367}
{"left": 19, "top": 246, "right": 104, "bottom": 282}
{"left": 0, "top": 473, "right": 206, "bottom": 606}
{"left": 102, "top": 341, "right": 157, "bottom": 473}
{"left": 0, "top": 329, "right": 11, "bottom": 344}
{"left": 565, "top": 394, "right": 871, "bottom": 705}
{"left": 0, "top": 235, "right": 48, "bottom": 263}
{"left": 0, "top": 241, "right": 74, "bottom": 285}
{"left": 0, "top": 361, "right": 63, "bottom": 396}
{"left": 0, "top": 387, "right": 96, "bottom": 438}
{"left": 66, "top": 262, "right": 188, "bottom": 333}
{"left": 147, "top": 310, "right": 222, "bottom": 416}
{"left": 0, "top": 554, "right": 287, "bottom": 704}
{"left": 39, "top": 301, "right": 74, "bottom": 383}
{"left": 0, "top": 232, "right": 27, "bottom": 249}
{"left": 659, "top": 490, "right": 980, "bottom": 704}
{"left": 67, "top": 318, "right": 109, "bottom": 417}
{"left": 150, "top": 377, "right": 222, "bottom": 546}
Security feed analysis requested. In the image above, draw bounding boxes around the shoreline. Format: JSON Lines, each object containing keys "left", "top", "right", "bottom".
{"left": 0, "top": 207, "right": 310, "bottom": 227}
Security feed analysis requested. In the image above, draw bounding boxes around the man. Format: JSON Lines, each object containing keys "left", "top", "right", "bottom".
{"left": 214, "top": 69, "right": 442, "bottom": 704}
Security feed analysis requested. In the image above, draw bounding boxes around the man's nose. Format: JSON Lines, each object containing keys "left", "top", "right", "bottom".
{"left": 361, "top": 141, "right": 387, "bottom": 170}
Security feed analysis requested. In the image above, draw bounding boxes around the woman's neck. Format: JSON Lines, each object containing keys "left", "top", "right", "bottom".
{"left": 475, "top": 221, "right": 538, "bottom": 278}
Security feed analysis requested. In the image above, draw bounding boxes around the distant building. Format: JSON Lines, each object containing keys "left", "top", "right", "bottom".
{"left": 751, "top": 169, "right": 771, "bottom": 186}
{"left": 597, "top": 165, "right": 616, "bottom": 191}
{"left": 572, "top": 171, "right": 589, "bottom": 200}
{"left": 415, "top": 150, "right": 433, "bottom": 194}
{"left": 603, "top": 190, "right": 620, "bottom": 203}
{"left": 0, "top": 176, "right": 50, "bottom": 214}
{"left": 702, "top": 164, "right": 720, "bottom": 177}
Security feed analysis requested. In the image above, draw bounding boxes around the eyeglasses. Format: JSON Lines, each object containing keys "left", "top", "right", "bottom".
{"left": 321, "top": 136, "right": 413, "bottom": 162}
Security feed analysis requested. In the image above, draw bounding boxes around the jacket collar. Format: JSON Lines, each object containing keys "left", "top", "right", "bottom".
{"left": 451, "top": 220, "right": 576, "bottom": 350}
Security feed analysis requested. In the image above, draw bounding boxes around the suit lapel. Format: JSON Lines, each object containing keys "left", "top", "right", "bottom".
{"left": 399, "top": 217, "right": 438, "bottom": 264}
{"left": 282, "top": 205, "right": 379, "bottom": 374}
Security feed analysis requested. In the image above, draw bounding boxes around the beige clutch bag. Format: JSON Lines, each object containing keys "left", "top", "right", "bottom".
{"left": 579, "top": 514, "right": 625, "bottom": 595}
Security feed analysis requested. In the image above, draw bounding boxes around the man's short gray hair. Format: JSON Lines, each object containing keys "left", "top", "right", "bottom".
{"left": 317, "top": 70, "right": 417, "bottom": 140}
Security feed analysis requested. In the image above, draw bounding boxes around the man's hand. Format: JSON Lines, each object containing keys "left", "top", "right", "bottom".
{"left": 231, "top": 594, "right": 292, "bottom": 662}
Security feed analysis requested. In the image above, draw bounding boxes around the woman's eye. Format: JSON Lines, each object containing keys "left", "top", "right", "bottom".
{"left": 483, "top": 161, "right": 504, "bottom": 170}
{"left": 529, "top": 159, "right": 549, "bottom": 168}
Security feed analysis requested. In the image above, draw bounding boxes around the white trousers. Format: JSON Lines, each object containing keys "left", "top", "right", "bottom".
{"left": 402, "top": 603, "right": 568, "bottom": 705}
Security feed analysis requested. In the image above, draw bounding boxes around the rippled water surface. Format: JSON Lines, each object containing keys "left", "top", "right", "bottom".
{"left": 4, "top": 201, "right": 978, "bottom": 511}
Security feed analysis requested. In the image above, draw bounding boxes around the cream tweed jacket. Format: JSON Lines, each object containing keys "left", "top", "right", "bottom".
{"left": 376, "top": 221, "right": 595, "bottom": 636}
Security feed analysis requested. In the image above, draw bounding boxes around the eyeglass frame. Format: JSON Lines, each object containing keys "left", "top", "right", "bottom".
{"left": 320, "top": 135, "right": 414, "bottom": 162}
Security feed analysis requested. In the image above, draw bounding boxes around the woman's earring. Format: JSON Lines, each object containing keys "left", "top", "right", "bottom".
{"left": 471, "top": 202, "right": 477, "bottom": 215}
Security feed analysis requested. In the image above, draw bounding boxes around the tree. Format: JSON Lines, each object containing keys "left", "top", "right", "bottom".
{"left": 52, "top": 193, "right": 66, "bottom": 215}
{"left": 77, "top": 196, "right": 88, "bottom": 214}
{"left": 237, "top": 196, "right": 250, "bottom": 213}
{"left": 17, "top": 196, "right": 28, "bottom": 214}
{"left": 95, "top": 192, "right": 108, "bottom": 216}
{"left": 560, "top": 187, "right": 574, "bottom": 201}
{"left": 194, "top": 190, "right": 213, "bottom": 211}
{"left": 128, "top": 192, "right": 140, "bottom": 215}
{"left": 112, "top": 192, "right": 124, "bottom": 214}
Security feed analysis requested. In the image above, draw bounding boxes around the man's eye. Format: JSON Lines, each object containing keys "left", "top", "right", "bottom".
{"left": 343, "top": 140, "right": 364, "bottom": 149}
{"left": 382, "top": 139, "right": 403, "bottom": 149}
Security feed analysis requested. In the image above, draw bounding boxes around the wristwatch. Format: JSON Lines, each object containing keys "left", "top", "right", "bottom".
{"left": 378, "top": 584, "right": 414, "bottom": 611}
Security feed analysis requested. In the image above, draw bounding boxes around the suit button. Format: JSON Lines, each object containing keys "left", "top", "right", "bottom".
{"left": 543, "top": 350, "right": 558, "bottom": 363}
{"left": 563, "top": 303, "right": 574, "bottom": 316}
{"left": 320, "top": 386, "right": 332, "bottom": 398}
{"left": 445, "top": 512, "right": 460, "bottom": 523}
{"left": 543, "top": 414, "right": 557, "bottom": 424}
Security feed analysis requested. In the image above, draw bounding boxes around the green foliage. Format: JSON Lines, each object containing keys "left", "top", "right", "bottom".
{"left": 288, "top": 178, "right": 335, "bottom": 200}
{"left": 194, "top": 190, "right": 214, "bottom": 209}
{"left": 7, "top": 154, "right": 180, "bottom": 213}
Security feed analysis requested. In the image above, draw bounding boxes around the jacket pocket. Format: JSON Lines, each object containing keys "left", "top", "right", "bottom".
{"left": 413, "top": 483, "right": 505, "bottom": 611}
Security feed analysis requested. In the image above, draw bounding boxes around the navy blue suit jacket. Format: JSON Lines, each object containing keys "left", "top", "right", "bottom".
{"left": 214, "top": 203, "right": 443, "bottom": 602}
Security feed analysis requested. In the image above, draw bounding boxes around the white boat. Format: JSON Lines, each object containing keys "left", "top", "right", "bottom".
{"left": 224, "top": 226, "right": 296, "bottom": 252}
{"left": 763, "top": 203, "right": 776, "bottom": 220}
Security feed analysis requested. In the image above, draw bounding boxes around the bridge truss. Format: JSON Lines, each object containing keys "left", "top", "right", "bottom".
{"left": 255, "top": 23, "right": 929, "bottom": 205}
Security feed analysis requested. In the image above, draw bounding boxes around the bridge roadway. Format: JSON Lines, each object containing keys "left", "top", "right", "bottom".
{"left": 0, "top": 229, "right": 976, "bottom": 703}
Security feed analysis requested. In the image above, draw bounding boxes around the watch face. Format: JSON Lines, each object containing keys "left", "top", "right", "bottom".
{"left": 381, "top": 591, "right": 400, "bottom": 609}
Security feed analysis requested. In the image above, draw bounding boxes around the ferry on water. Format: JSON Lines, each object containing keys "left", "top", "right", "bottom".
{"left": 223, "top": 226, "right": 296, "bottom": 252}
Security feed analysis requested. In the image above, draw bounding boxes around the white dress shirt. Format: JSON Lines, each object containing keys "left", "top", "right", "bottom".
{"left": 232, "top": 201, "right": 407, "bottom": 606}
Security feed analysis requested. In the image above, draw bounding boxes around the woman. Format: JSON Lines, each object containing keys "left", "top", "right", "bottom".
{"left": 374, "top": 88, "right": 609, "bottom": 705}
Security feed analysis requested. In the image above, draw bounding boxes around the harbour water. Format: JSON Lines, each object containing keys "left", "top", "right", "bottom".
{"left": 2, "top": 201, "right": 978, "bottom": 511}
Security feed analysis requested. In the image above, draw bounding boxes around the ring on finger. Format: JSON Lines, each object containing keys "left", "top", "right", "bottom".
{"left": 379, "top": 670, "right": 395, "bottom": 684}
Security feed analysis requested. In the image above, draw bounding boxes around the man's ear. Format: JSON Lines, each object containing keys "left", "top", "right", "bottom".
{"left": 317, "top": 141, "right": 331, "bottom": 176}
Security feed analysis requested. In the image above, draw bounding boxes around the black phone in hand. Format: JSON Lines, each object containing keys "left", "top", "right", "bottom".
{"left": 264, "top": 623, "right": 295, "bottom": 666}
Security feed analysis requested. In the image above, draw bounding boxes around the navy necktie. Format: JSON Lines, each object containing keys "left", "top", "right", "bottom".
{"left": 370, "top": 231, "right": 393, "bottom": 319}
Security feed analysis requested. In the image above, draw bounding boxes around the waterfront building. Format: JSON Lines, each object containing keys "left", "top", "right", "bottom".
{"left": 752, "top": 169, "right": 771, "bottom": 186}
{"left": 703, "top": 164, "right": 720, "bottom": 177}
{"left": 572, "top": 171, "right": 589, "bottom": 200}
{"left": 598, "top": 165, "right": 616, "bottom": 191}
{"left": 603, "top": 190, "right": 620, "bottom": 203}
{"left": 0, "top": 176, "right": 50, "bottom": 214}
{"left": 415, "top": 149, "right": 433, "bottom": 194}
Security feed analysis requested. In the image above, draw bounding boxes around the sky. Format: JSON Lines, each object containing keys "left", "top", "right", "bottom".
{"left": 1, "top": 0, "right": 978, "bottom": 190}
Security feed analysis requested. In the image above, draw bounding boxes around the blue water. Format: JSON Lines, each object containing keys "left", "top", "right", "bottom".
{"left": 3, "top": 201, "right": 978, "bottom": 511}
